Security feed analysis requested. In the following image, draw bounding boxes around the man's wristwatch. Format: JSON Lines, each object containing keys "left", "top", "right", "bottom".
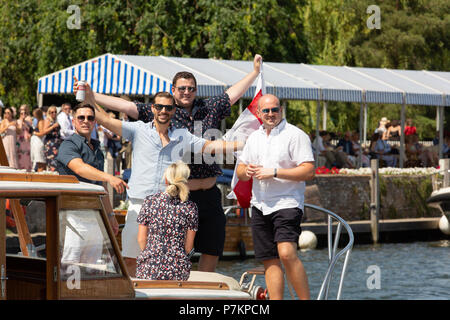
{"left": 274, "top": 168, "right": 277, "bottom": 178}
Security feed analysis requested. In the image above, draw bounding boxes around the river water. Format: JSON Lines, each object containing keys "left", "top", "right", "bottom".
{"left": 208, "top": 240, "right": 450, "bottom": 300}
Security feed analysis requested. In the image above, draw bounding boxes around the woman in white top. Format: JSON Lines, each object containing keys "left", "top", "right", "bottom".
{"left": 30, "top": 108, "right": 47, "bottom": 171}
{"left": 374, "top": 117, "right": 389, "bottom": 140}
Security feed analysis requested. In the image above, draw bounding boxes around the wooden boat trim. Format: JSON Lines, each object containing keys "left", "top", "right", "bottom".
{"left": 132, "top": 279, "right": 230, "bottom": 290}
{"left": 0, "top": 172, "right": 78, "bottom": 184}
{"left": 60, "top": 195, "right": 102, "bottom": 210}
{"left": 0, "top": 190, "right": 106, "bottom": 198}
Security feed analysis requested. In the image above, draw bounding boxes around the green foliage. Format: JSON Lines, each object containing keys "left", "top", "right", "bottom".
{"left": 298, "top": 0, "right": 449, "bottom": 138}
{"left": 0, "top": 0, "right": 447, "bottom": 138}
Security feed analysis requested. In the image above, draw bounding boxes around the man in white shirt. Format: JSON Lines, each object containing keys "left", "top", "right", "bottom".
{"left": 236, "top": 94, "right": 315, "bottom": 300}
{"left": 57, "top": 103, "right": 75, "bottom": 140}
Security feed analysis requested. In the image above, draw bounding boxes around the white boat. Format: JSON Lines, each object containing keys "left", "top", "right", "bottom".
{"left": 427, "top": 186, "right": 450, "bottom": 214}
{"left": 427, "top": 186, "right": 450, "bottom": 235}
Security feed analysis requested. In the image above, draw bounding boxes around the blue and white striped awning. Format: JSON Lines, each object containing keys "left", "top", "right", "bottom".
{"left": 37, "top": 54, "right": 173, "bottom": 96}
{"left": 37, "top": 53, "right": 450, "bottom": 106}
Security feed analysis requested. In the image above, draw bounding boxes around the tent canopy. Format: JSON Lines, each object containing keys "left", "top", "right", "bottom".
{"left": 37, "top": 53, "right": 450, "bottom": 107}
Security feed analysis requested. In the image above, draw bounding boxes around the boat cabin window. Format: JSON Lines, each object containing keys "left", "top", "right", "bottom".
{"left": 59, "top": 209, "right": 123, "bottom": 282}
{"left": 6, "top": 198, "right": 46, "bottom": 258}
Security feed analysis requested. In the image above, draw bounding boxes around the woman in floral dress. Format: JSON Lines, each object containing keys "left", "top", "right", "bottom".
{"left": 42, "top": 106, "right": 62, "bottom": 171}
{"left": 136, "top": 161, "right": 198, "bottom": 281}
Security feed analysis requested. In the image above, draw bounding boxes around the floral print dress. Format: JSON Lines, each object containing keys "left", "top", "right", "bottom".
{"left": 44, "top": 120, "right": 62, "bottom": 171}
{"left": 136, "top": 192, "right": 198, "bottom": 280}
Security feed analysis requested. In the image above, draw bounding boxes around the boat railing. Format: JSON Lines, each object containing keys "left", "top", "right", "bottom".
{"left": 304, "top": 203, "right": 354, "bottom": 300}
{"left": 223, "top": 203, "right": 354, "bottom": 300}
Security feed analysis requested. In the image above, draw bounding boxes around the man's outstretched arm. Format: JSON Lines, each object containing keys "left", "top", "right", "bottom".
{"left": 74, "top": 76, "right": 139, "bottom": 119}
{"left": 225, "top": 54, "right": 262, "bottom": 105}
{"left": 67, "top": 158, "right": 128, "bottom": 194}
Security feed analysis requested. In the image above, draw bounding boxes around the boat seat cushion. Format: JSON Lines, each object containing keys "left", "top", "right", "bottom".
{"left": 131, "top": 271, "right": 241, "bottom": 291}
{"left": 188, "top": 271, "right": 241, "bottom": 290}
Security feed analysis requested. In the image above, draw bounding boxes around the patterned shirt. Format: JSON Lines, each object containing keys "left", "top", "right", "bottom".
{"left": 134, "top": 93, "right": 231, "bottom": 179}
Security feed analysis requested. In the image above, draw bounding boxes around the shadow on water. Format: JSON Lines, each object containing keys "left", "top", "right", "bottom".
{"left": 209, "top": 240, "right": 450, "bottom": 300}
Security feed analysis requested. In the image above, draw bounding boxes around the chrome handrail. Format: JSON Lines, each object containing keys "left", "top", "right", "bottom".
{"left": 304, "top": 203, "right": 354, "bottom": 300}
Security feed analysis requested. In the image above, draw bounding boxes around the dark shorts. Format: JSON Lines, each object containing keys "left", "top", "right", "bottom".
{"left": 251, "top": 206, "right": 303, "bottom": 261}
{"left": 189, "top": 185, "right": 226, "bottom": 256}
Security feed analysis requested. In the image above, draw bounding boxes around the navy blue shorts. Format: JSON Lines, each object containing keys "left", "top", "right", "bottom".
{"left": 251, "top": 206, "right": 303, "bottom": 261}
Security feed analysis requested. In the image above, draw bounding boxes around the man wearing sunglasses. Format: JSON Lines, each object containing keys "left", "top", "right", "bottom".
{"left": 88, "top": 91, "right": 243, "bottom": 276}
{"left": 236, "top": 94, "right": 315, "bottom": 300}
{"left": 56, "top": 103, "right": 129, "bottom": 236}
{"left": 73, "top": 54, "right": 262, "bottom": 272}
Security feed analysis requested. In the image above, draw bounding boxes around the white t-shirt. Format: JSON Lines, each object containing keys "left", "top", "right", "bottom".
{"left": 239, "top": 119, "right": 314, "bottom": 215}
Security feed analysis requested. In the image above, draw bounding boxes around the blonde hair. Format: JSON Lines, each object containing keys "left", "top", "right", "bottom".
{"left": 164, "top": 160, "right": 190, "bottom": 202}
{"left": 47, "top": 105, "right": 58, "bottom": 118}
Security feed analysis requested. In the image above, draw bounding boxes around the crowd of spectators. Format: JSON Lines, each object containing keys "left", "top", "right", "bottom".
{"left": 310, "top": 117, "right": 449, "bottom": 169}
{"left": 0, "top": 103, "right": 132, "bottom": 173}
{"left": 1, "top": 105, "right": 448, "bottom": 171}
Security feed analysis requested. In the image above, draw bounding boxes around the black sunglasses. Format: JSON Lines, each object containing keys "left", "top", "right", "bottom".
{"left": 261, "top": 107, "right": 280, "bottom": 114}
{"left": 174, "top": 86, "right": 196, "bottom": 93}
{"left": 153, "top": 104, "right": 175, "bottom": 111}
{"left": 77, "top": 115, "right": 95, "bottom": 122}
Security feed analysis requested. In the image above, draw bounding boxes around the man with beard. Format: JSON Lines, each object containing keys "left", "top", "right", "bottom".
{"left": 89, "top": 91, "right": 243, "bottom": 276}
{"left": 73, "top": 54, "right": 262, "bottom": 273}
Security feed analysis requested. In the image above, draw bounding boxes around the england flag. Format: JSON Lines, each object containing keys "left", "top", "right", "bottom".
{"left": 223, "top": 66, "right": 266, "bottom": 208}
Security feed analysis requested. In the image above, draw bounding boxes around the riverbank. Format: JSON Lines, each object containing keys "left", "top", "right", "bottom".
{"left": 304, "top": 174, "right": 441, "bottom": 222}
{"left": 302, "top": 217, "right": 446, "bottom": 248}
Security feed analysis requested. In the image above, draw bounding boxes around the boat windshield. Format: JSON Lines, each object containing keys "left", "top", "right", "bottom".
{"left": 59, "top": 209, "right": 123, "bottom": 283}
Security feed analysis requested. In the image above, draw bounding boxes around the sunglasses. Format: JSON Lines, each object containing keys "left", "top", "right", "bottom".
{"left": 174, "top": 86, "right": 196, "bottom": 93}
{"left": 77, "top": 115, "right": 95, "bottom": 122}
{"left": 153, "top": 104, "right": 175, "bottom": 111}
{"left": 261, "top": 107, "right": 280, "bottom": 114}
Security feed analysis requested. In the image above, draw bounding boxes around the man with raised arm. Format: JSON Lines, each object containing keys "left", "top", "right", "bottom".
{"left": 236, "top": 94, "right": 315, "bottom": 300}
{"left": 87, "top": 91, "right": 242, "bottom": 276}
{"left": 74, "top": 54, "right": 262, "bottom": 272}
{"left": 56, "top": 103, "right": 129, "bottom": 266}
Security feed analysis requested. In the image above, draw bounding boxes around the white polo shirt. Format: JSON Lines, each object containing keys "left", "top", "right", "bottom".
{"left": 239, "top": 119, "right": 314, "bottom": 215}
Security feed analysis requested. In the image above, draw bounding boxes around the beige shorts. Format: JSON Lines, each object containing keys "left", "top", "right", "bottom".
{"left": 121, "top": 198, "right": 144, "bottom": 259}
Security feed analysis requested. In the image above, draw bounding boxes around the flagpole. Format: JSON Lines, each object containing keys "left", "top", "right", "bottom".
{"left": 224, "top": 61, "right": 265, "bottom": 208}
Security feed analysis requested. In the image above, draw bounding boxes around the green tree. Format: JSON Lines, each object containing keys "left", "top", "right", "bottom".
{"left": 296, "top": 0, "right": 449, "bottom": 138}
{"left": 0, "top": 0, "right": 447, "bottom": 138}
{"left": 0, "top": 0, "right": 309, "bottom": 107}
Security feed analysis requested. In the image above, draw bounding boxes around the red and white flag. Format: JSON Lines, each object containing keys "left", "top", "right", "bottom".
{"left": 223, "top": 66, "right": 266, "bottom": 208}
